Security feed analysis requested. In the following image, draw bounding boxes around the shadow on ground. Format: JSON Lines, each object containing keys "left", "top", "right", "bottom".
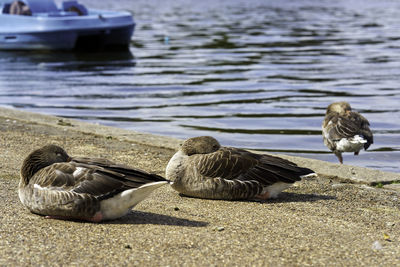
{"left": 104, "top": 210, "right": 209, "bottom": 227}
{"left": 178, "top": 192, "right": 336, "bottom": 204}
{"left": 267, "top": 192, "right": 336, "bottom": 203}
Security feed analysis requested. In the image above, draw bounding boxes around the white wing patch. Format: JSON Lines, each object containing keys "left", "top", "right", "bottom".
{"left": 55, "top": 169, "right": 64, "bottom": 176}
{"left": 33, "top": 184, "right": 45, "bottom": 190}
{"left": 73, "top": 167, "right": 86, "bottom": 178}
{"left": 261, "top": 182, "right": 292, "bottom": 199}
{"left": 336, "top": 135, "right": 366, "bottom": 152}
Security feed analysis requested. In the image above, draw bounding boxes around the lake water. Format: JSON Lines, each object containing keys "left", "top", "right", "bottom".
{"left": 0, "top": 0, "right": 399, "bottom": 172}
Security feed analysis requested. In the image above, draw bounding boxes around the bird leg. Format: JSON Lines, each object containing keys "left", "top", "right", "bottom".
{"left": 334, "top": 151, "right": 343, "bottom": 164}
{"left": 255, "top": 191, "right": 270, "bottom": 200}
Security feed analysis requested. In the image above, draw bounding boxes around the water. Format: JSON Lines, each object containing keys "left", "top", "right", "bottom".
{"left": 0, "top": 0, "right": 399, "bottom": 172}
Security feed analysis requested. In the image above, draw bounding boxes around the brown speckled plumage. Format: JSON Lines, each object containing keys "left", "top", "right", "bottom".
{"left": 19, "top": 145, "right": 169, "bottom": 222}
{"left": 166, "top": 136, "right": 315, "bottom": 200}
{"left": 322, "top": 102, "right": 373, "bottom": 163}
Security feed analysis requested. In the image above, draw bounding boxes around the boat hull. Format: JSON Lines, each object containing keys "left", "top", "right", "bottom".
{"left": 0, "top": 10, "right": 135, "bottom": 50}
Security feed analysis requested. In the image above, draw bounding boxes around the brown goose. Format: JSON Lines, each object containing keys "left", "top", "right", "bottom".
{"left": 19, "top": 145, "right": 169, "bottom": 222}
{"left": 322, "top": 102, "right": 373, "bottom": 164}
{"left": 166, "top": 136, "right": 315, "bottom": 200}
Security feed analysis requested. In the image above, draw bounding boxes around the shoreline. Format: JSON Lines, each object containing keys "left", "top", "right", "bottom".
{"left": 1, "top": 107, "right": 399, "bottom": 187}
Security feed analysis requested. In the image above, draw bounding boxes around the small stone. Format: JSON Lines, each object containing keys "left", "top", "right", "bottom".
{"left": 372, "top": 241, "right": 382, "bottom": 250}
{"left": 386, "top": 222, "right": 395, "bottom": 227}
{"left": 174, "top": 207, "right": 180, "bottom": 211}
{"left": 124, "top": 244, "right": 132, "bottom": 249}
{"left": 216, "top": 227, "right": 225, "bottom": 232}
{"left": 57, "top": 119, "right": 73, "bottom": 127}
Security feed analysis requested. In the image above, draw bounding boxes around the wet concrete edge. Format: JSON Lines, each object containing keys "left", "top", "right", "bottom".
{"left": 1, "top": 106, "right": 399, "bottom": 186}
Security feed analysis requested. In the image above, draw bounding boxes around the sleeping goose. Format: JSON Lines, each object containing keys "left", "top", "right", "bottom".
{"left": 322, "top": 102, "right": 373, "bottom": 164}
{"left": 166, "top": 136, "right": 315, "bottom": 200}
{"left": 19, "top": 144, "right": 169, "bottom": 222}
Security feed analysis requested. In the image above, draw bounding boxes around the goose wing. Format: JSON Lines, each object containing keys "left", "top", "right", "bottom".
{"left": 357, "top": 114, "right": 373, "bottom": 150}
{"left": 325, "top": 112, "right": 373, "bottom": 149}
{"left": 192, "top": 147, "right": 313, "bottom": 186}
{"left": 193, "top": 147, "right": 258, "bottom": 179}
{"left": 70, "top": 157, "right": 168, "bottom": 199}
{"left": 29, "top": 158, "right": 167, "bottom": 200}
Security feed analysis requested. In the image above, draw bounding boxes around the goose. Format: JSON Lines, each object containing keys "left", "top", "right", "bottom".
{"left": 322, "top": 102, "right": 373, "bottom": 164}
{"left": 166, "top": 136, "right": 315, "bottom": 200}
{"left": 19, "top": 144, "right": 169, "bottom": 222}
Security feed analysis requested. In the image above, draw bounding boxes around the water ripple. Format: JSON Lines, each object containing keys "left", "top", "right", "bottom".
{"left": 1, "top": 0, "right": 399, "bottom": 172}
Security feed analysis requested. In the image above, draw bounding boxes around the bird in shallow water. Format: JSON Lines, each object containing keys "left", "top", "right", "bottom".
{"left": 165, "top": 136, "right": 315, "bottom": 200}
{"left": 19, "top": 145, "right": 169, "bottom": 222}
{"left": 322, "top": 101, "right": 373, "bottom": 164}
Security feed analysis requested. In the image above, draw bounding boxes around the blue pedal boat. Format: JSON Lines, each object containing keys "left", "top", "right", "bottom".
{"left": 0, "top": 0, "right": 135, "bottom": 50}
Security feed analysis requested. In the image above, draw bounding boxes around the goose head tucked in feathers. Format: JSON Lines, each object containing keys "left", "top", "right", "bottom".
{"left": 167, "top": 135, "right": 315, "bottom": 200}
{"left": 181, "top": 136, "right": 221, "bottom": 156}
{"left": 326, "top": 101, "right": 352, "bottom": 115}
{"left": 322, "top": 101, "right": 373, "bottom": 164}
{"left": 19, "top": 145, "right": 169, "bottom": 222}
{"left": 20, "top": 145, "right": 71, "bottom": 185}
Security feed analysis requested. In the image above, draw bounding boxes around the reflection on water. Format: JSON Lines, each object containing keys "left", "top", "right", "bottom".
{"left": 0, "top": 0, "right": 399, "bottom": 172}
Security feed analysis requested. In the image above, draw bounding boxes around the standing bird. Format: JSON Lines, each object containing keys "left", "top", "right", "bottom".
{"left": 19, "top": 144, "right": 169, "bottom": 222}
{"left": 322, "top": 101, "right": 373, "bottom": 164}
{"left": 166, "top": 136, "right": 315, "bottom": 200}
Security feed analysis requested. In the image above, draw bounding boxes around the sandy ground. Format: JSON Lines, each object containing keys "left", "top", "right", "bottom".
{"left": 0, "top": 107, "right": 399, "bottom": 266}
